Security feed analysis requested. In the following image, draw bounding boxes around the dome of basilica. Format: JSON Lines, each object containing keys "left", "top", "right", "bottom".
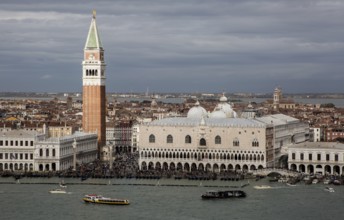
{"left": 187, "top": 101, "right": 208, "bottom": 118}
{"left": 209, "top": 108, "right": 227, "bottom": 119}
{"left": 212, "top": 94, "right": 237, "bottom": 118}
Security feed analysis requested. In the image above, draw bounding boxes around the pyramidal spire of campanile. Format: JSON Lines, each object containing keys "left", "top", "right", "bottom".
{"left": 84, "top": 10, "right": 103, "bottom": 49}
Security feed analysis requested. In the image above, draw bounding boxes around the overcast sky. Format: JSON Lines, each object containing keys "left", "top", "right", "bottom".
{"left": 1, "top": 0, "right": 344, "bottom": 94}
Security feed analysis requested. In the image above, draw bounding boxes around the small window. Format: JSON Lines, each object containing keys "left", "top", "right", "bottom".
{"left": 292, "top": 153, "right": 295, "bottom": 160}
{"left": 300, "top": 153, "right": 304, "bottom": 160}
{"left": 200, "top": 138, "right": 206, "bottom": 146}
{"left": 149, "top": 134, "right": 155, "bottom": 143}
{"left": 215, "top": 136, "right": 221, "bottom": 144}
{"left": 233, "top": 138, "right": 239, "bottom": 147}
{"left": 185, "top": 135, "right": 192, "bottom": 144}
{"left": 309, "top": 153, "right": 312, "bottom": 161}
{"left": 167, "top": 135, "right": 173, "bottom": 143}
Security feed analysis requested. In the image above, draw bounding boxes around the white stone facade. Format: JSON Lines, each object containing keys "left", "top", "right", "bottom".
{"left": 139, "top": 117, "right": 268, "bottom": 172}
{"left": 310, "top": 127, "right": 321, "bottom": 142}
{"left": 255, "top": 114, "right": 309, "bottom": 167}
{"left": 0, "top": 129, "right": 45, "bottom": 171}
{"left": 288, "top": 142, "right": 344, "bottom": 175}
{"left": 35, "top": 132, "right": 98, "bottom": 171}
{"left": 138, "top": 109, "right": 309, "bottom": 172}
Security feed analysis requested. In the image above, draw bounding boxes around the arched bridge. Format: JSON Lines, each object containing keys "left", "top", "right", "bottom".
{"left": 252, "top": 168, "right": 300, "bottom": 177}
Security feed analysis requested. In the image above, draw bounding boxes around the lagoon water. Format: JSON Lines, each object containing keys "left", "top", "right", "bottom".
{"left": 1, "top": 177, "right": 344, "bottom": 220}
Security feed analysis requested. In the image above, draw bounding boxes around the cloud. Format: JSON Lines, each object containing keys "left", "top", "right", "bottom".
{"left": 41, "top": 74, "right": 53, "bottom": 79}
{"left": 0, "top": 0, "right": 344, "bottom": 93}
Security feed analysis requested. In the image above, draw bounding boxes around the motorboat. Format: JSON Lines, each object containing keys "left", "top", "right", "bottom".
{"left": 333, "top": 180, "right": 341, "bottom": 185}
{"left": 323, "top": 179, "right": 331, "bottom": 185}
{"left": 312, "top": 179, "right": 319, "bottom": 184}
{"left": 49, "top": 188, "right": 67, "bottom": 194}
{"left": 82, "top": 194, "right": 130, "bottom": 205}
{"left": 278, "top": 177, "right": 288, "bottom": 183}
{"left": 324, "top": 187, "right": 335, "bottom": 193}
{"left": 201, "top": 190, "right": 246, "bottom": 199}
{"left": 286, "top": 183, "right": 297, "bottom": 187}
{"left": 253, "top": 185, "right": 271, "bottom": 189}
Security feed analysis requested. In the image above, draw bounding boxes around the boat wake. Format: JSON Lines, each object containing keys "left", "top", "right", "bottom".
{"left": 254, "top": 185, "right": 285, "bottom": 190}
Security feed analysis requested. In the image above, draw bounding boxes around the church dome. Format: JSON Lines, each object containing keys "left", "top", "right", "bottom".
{"left": 220, "top": 103, "right": 237, "bottom": 118}
{"left": 151, "top": 98, "right": 158, "bottom": 107}
{"left": 219, "top": 94, "right": 228, "bottom": 102}
{"left": 187, "top": 101, "right": 207, "bottom": 118}
{"left": 209, "top": 108, "right": 226, "bottom": 118}
{"left": 212, "top": 94, "right": 237, "bottom": 118}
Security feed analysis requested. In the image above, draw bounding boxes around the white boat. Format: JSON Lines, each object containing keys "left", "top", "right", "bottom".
{"left": 49, "top": 188, "right": 67, "bottom": 194}
{"left": 323, "top": 179, "right": 331, "bottom": 185}
{"left": 324, "top": 187, "right": 335, "bottom": 193}
{"left": 278, "top": 178, "right": 288, "bottom": 183}
{"left": 82, "top": 194, "right": 130, "bottom": 205}
{"left": 254, "top": 185, "right": 271, "bottom": 189}
{"left": 312, "top": 179, "right": 319, "bottom": 184}
{"left": 59, "top": 183, "right": 67, "bottom": 188}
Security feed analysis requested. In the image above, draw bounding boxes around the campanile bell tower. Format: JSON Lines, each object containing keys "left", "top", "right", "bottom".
{"left": 82, "top": 10, "right": 106, "bottom": 154}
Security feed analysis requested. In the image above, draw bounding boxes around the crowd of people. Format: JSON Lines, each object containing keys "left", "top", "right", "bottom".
{"left": 1, "top": 152, "right": 250, "bottom": 181}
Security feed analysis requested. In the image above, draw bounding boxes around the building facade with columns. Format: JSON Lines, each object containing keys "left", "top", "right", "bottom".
{"left": 0, "top": 129, "right": 97, "bottom": 172}
{"left": 34, "top": 132, "right": 98, "bottom": 171}
{"left": 0, "top": 129, "right": 45, "bottom": 171}
{"left": 288, "top": 142, "right": 344, "bottom": 175}
{"left": 138, "top": 95, "right": 309, "bottom": 172}
{"left": 82, "top": 11, "right": 106, "bottom": 155}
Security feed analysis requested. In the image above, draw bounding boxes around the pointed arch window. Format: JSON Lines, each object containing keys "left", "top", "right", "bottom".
{"left": 215, "top": 135, "right": 221, "bottom": 144}
{"left": 252, "top": 138, "right": 259, "bottom": 147}
{"left": 185, "top": 135, "right": 192, "bottom": 144}
{"left": 167, "top": 135, "right": 173, "bottom": 143}
{"left": 149, "top": 134, "right": 155, "bottom": 143}
{"left": 233, "top": 138, "right": 240, "bottom": 147}
{"left": 200, "top": 138, "right": 206, "bottom": 146}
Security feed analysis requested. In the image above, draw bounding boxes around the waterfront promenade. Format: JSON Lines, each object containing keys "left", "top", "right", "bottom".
{"left": 1, "top": 152, "right": 342, "bottom": 186}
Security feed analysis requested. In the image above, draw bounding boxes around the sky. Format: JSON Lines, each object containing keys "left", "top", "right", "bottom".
{"left": 1, "top": 0, "right": 344, "bottom": 94}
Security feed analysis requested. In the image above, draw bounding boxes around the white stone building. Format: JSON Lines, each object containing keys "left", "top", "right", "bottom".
{"left": 0, "top": 129, "right": 45, "bottom": 171}
{"left": 138, "top": 96, "right": 309, "bottom": 172}
{"left": 0, "top": 129, "right": 97, "bottom": 172}
{"left": 132, "top": 123, "right": 140, "bottom": 152}
{"left": 35, "top": 132, "right": 98, "bottom": 171}
{"left": 288, "top": 142, "right": 344, "bottom": 175}
{"left": 255, "top": 114, "right": 309, "bottom": 167}
{"left": 310, "top": 127, "right": 321, "bottom": 142}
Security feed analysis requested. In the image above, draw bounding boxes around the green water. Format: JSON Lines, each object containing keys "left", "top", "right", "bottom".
{"left": 0, "top": 177, "right": 343, "bottom": 220}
